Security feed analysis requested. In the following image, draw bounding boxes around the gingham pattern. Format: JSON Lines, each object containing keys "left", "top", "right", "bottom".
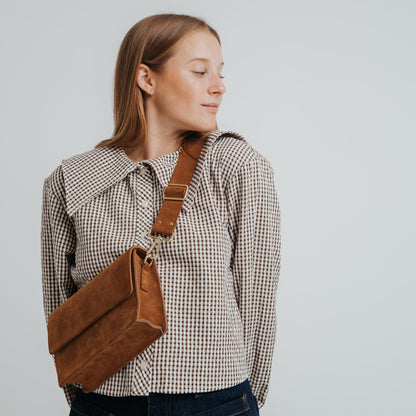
{"left": 40, "top": 129, "right": 281, "bottom": 410}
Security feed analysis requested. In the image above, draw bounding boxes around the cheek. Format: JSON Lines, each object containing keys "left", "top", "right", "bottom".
{"left": 159, "top": 73, "right": 203, "bottom": 108}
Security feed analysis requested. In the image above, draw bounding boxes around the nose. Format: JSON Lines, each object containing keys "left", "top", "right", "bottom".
{"left": 209, "top": 74, "right": 226, "bottom": 95}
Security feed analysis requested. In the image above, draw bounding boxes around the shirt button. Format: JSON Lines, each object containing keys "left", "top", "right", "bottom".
{"left": 140, "top": 199, "right": 150, "bottom": 207}
{"left": 139, "top": 166, "right": 147, "bottom": 174}
{"left": 139, "top": 360, "right": 149, "bottom": 370}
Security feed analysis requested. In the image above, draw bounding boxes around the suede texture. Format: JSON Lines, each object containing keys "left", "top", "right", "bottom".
{"left": 52, "top": 246, "right": 168, "bottom": 391}
{"left": 151, "top": 136, "right": 204, "bottom": 236}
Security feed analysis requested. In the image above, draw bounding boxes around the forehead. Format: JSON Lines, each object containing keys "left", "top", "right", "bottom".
{"left": 172, "top": 31, "right": 223, "bottom": 65}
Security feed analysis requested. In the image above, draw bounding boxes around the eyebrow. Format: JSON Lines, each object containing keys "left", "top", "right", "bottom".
{"left": 187, "top": 57, "right": 224, "bottom": 68}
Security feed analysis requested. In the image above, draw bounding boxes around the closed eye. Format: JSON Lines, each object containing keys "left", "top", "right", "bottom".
{"left": 193, "top": 71, "right": 225, "bottom": 79}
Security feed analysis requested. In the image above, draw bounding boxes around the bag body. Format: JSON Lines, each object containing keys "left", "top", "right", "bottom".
{"left": 47, "top": 245, "right": 168, "bottom": 392}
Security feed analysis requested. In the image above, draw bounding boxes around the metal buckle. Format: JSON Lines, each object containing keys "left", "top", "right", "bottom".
{"left": 163, "top": 183, "right": 188, "bottom": 201}
{"left": 144, "top": 231, "right": 174, "bottom": 266}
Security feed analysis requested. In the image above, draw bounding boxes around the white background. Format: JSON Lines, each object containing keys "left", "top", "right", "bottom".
{"left": 0, "top": 1, "right": 415, "bottom": 415}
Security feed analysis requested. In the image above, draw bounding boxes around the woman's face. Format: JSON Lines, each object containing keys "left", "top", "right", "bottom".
{"left": 137, "top": 30, "right": 226, "bottom": 134}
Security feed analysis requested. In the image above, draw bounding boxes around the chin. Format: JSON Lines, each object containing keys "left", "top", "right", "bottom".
{"left": 187, "top": 120, "right": 216, "bottom": 132}
{"left": 201, "top": 119, "right": 217, "bottom": 131}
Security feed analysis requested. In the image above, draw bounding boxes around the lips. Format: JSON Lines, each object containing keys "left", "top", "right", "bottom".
{"left": 202, "top": 104, "right": 219, "bottom": 108}
{"left": 201, "top": 104, "right": 219, "bottom": 113}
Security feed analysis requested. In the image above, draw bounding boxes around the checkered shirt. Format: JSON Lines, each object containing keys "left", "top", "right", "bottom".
{"left": 40, "top": 129, "right": 281, "bottom": 409}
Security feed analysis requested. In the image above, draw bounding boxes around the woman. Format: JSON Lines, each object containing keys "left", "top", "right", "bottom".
{"left": 41, "top": 13, "right": 281, "bottom": 416}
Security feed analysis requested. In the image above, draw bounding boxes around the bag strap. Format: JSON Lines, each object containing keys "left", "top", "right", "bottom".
{"left": 144, "top": 135, "right": 206, "bottom": 264}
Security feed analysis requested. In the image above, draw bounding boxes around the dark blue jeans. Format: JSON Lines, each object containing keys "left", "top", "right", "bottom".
{"left": 69, "top": 377, "right": 259, "bottom": 416}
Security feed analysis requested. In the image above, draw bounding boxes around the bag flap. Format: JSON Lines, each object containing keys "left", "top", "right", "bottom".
{"left": 47, "top": 245, "right": 142, "bottom": 354}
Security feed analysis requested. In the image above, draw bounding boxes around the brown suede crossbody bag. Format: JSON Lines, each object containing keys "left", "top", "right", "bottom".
{"left": 47, "top": 135, "right": 206, "bottom": 393}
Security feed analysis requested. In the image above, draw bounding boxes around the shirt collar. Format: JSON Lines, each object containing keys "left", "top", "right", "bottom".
{"left": 62, "top": 129, "right": 246, "bottom": 217}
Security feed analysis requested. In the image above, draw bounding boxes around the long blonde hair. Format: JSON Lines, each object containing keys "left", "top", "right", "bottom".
{"left": 95, "top": 13, "right": 221, "bottom": 149}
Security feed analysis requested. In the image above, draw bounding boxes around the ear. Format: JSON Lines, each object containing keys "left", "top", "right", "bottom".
{"left": 136, "top": 63, "right": 155, "bottom": 96}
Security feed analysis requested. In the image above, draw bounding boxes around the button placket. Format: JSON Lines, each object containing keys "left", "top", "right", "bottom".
{"left": 132, "top": 164, "right": 154, "bottom": 392}
{"left": 139, "top": 360, "right": 150, "bottom": 370}
{"left": 135, "top": 164, "right": 153, "bottom": 244}
{"left": 140, "top": 199, "right": 150, "bottom": 208}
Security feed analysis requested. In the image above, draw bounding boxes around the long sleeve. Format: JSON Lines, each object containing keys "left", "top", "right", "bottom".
{"left": 225, "top": 156, "right": 282, "bottom": 410}
{"left": 41, "top": 173, "right": 78, "bottom": 407}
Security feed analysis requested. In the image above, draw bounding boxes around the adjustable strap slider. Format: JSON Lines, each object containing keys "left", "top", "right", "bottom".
{"left": 163, "top": 183, "right": 189, "bottom": 201}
